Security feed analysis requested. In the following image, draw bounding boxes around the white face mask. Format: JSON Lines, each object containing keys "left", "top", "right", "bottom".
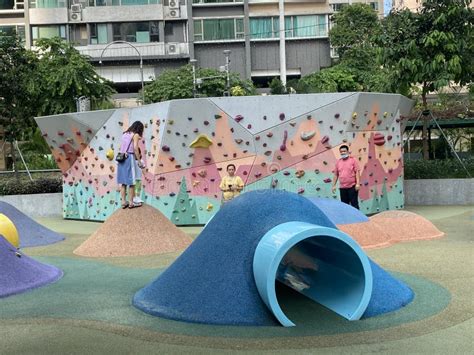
{"left": 341, "top": 153, "right": 349, "bottom": 159}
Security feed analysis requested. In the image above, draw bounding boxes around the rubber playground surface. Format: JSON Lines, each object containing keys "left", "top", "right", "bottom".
{"left": 0, "top": 205, "right": 472, "bottom": 354}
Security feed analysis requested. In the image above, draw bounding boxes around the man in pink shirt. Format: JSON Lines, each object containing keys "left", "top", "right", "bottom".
{"left": 331, "top": 145, "right": 360, "bottom": 209}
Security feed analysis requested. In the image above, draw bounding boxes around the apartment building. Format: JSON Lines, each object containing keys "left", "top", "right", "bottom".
{"left": 10, "top": 1, "right": 333, "bottom": 94}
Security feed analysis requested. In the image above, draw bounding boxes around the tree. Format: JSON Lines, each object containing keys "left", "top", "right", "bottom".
{"left": 378, "top": 1, "right": 474, "bottom": 159}
{"left": 329, "top": 3, "right": 393, "bottom": 93}
{"left": 35, "top": 37, "right": 115, "bottom": 116}
{"left": 329, "top": 3, "right": 382, "bottom": 64}
{"left": 298, "top": 65, "right": 361, "bottom": 93}
{"left": 144, "top": 65, "right": 255, "bottom": 102}
{"left": 0, "top": 33, "right": 38, "bottom": 177}
{"left": 269, "top": 78, "right": 286, "bottom": 95}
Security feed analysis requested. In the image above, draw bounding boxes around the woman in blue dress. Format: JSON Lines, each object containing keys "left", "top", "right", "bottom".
{"left": 117, "top": 121, "right": 145, "bottom": 209}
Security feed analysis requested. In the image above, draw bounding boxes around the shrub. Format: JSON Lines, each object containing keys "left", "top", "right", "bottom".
{"left": 404, "top": 158, "right": 474, "bottom": 179}
{"left": 0, "top": 176, "right": 62, "bottom": 195}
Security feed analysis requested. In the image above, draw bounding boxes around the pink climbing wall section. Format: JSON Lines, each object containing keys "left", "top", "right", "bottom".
{"left": 35, "top": 93, "right": 413, "bottom": 225}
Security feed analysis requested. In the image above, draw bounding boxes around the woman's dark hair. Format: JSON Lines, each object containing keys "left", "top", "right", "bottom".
{"left": 339, "top": 144, "right": 349, "bottom": 151}
{"left": 226, "top": 164, "right": 236, "bottom": 171}
{"left": 125, "top": 121, "right": 144, "bottom": 137}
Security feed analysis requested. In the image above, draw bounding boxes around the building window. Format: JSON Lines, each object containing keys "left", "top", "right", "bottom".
{"left": 31, "top": 25, "right": 67, "bottom": 44}
{"left": 370, "top": 2, "right": 379, "bottom": 11}
{"left": 0, "top": 0, "right": 14, "bottom": 10}
{"left": 194, "top": 18, "right": 244, "bottom": 41}
{"left": 250, "top": 17, "right": 279, "bottom": 39}
{"left": 90, "top": 23, "right": 108, "bottom": 44}
{"left": 88, "top": 0, "right": 159, "bottom": 6}
{"left": 112, "top": 22, "right": 159, "bottom": 43}
{"left": 250, "top": 15, "right": 327, "bottom": 40}
{"left": 330, "top": 3, "right": 348, "bottom": 12}
{"left": 285, "top": 15, "right": 327, "bottom": 38}
{"left": 0, "top": 25, "right": 25, "bottom": 42}
{"left": 29, "top": 0, "right": 67, "bottom": 8}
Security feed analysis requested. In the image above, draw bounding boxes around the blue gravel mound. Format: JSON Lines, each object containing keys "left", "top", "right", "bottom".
{"left": 134, "top": 190, "right": 337, "bottom": 326}
{"left": 133, "top": 190, "right": 414, "bottom": 326}
{"left": 0, "top": 202, "right": 65, "bottom": 248}
{"left": 0, "top": 236, "right": 63, "bottom": 298}
{"left": 307, "top": 197, "right": 369, "bottom": 225}
{"left": 363, "top": 260, "right": 414, "bottom": 318}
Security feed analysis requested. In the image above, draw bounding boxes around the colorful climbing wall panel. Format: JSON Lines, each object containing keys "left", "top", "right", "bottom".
{"left": 35, "top": 93, "right": 413, "bottom": 225}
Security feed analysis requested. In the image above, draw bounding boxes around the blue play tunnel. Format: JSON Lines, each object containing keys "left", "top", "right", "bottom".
{"left": 133, "top": 190, "right": 412, "bottom": 327}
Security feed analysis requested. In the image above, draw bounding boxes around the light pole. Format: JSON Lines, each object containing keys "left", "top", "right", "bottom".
{"left": 190, "top": 58, "right": 198, "bottom": 98}
{"left": 223, "top": 50, "right": 231, "bottom": 96}
{"left": 98, "top": 41, "right": 145, "bottom": 105}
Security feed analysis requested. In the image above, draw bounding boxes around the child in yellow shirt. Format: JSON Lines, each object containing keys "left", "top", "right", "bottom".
{"left": 219, "top": 164, "right": 244, "bottom": 202}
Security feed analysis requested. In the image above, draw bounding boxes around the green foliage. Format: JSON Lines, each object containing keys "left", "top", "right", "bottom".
{"left": 298, "top": 65, "right": 361, "bottom": 93}
{"left": 329, "top": 3, "right": 382, "bottom": 60}
{"left": 34, "top": 37, "right": 115, "bottom": 115}
{"left": 269, "top": 78, "right": 286, "bottom": 95}
{"left": 144, "top": 65, "right": 256, "bottom": 102}
{"left": 378, "top": 1, "right": 474, "bottom": 101}
{"left": 0, "top": 177, "right": 62, "bottom": 195}
{"left": 0, "top": 33, "right": 39, "bottom": 143}
{"left": 404, "top": 158, "right": 474, "bottom": 179}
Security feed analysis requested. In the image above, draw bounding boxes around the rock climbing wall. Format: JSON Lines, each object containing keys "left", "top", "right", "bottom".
{"left": 35, "top": 93, "right": 413, "bottom": 224}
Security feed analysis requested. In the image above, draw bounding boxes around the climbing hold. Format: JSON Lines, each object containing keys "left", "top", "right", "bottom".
{"left": 321, "top": 136, "right": 329, "bottom": 144}
{"left": 206, "top": 203, "right": 213, "bottom": 211}
{"left": 335, "top": 113, "right": 340, "bottom": 119}
{"left": 266, "top": 132, "right": 273, "bottom": 138}
{"left": 214, "top": 114, "right": 222, "bottom": 119}
{"left": 247, "top": 124, "right": 252, "bottom": 129}
{"left": 374, "top": 133, "right": 385, "bottom": 146}
{"left": 203, "top": 120, "right": 209, "bottom": 126}
{"left": 300, "top": 131, "right": 316, "bottom": 141}
{"left": 295, "top": 170, "right": 305, "bottom": 178}
{"left": 106, "top": 149, "right": 114, "bottom": 161}
{"left": 190, "top": 134, "right": 213, "bottom": 148}
{"left": 203, "top": 157, "right": 211, "bottom": 164}
{"left": 352, "top": 112, "right": 357, "bottom": 119}
{"left": 235, "top": 139, "right": 243, "bottom": 144}
{"left": 162, "top": 145, "right": 170, "bottom": 152}
{"left": 323, "top": 178, "right": 332, "bottom": 183}
{"left": 271, "top": 178, "right": 278, "bottom": 188}
{"left": 197, "top": 169, "right": 207, "bottom": 178}
{"left": 279, "top": 113, "right": 285, "bottom": 121}
{"left": 297, "top": 188, "right": 305, "bottom": 194}
{"left": 234, "top": 115, "right": 244, "bottom": 123}
{"left": 264, "top": 151, "right": 272, "bottom": 156}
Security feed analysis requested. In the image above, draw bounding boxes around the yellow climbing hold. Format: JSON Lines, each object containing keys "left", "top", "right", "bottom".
{"left": 352, "top": 112, "right": 358, "bottom": 119}
{"left": 190, "top": 134, "right": 213, "bottom": 148}
{"left": 0, "top": 213, "right": 19, "bottom": 248}
{"left": 106, "top": 148, "right": 115, "bottom": 161}
{"left": 206, "top": 203, "right": 214, "bottom": 211}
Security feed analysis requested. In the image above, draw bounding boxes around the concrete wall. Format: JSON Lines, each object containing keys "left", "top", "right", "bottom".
{"left": 404, "top": 179, "right": 474, "bottom": 205}
{"left": 0, "top": 193, "right": 62, "bottom": 217}
{"left": 286, "top": 39, "right": 331, "bottom": 74}
{"left": 195, "top": 42, "right": 246, "bottom": 77}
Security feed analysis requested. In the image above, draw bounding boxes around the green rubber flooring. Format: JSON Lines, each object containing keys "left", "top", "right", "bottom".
{"left": 1, "top": 205, "right": 473, "bottom": 354}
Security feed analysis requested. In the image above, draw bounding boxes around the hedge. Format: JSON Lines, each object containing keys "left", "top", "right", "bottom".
{"left": 404, "top": 158, "right": 474, "bottom": 179}
{"left": 0, "top": 177, "right": 62, "bottom": 196}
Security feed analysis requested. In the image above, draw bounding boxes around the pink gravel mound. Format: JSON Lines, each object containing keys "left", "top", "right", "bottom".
{"left": 338, "top": 222, "right": 392, "bottom": 249}
{"left": 370, "top": 210, "right": 445, "bottom": 243}
{"left": 74, "top": 204, "right": 192, "bottom": 257}
{"left": 338, "top": 210, "right": 444, "bottom": 249}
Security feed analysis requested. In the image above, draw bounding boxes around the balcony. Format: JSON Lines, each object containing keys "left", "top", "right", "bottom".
{"left": 75, "top": 42, "right": 190, "bottom": 61}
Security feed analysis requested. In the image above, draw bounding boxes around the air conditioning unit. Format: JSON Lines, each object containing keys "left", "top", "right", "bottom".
{"left": 169, "top": 0, "right": 179, "bottom": 10}
{"left": 71, "top": 4, "right": 82, "bottom": 12}
{"left": 167, "top": 8, "right": 180, "bottom": 18}
{"left": 69, "top": 11, "right": 82, "bottom": 22}
{"left": 166, "top": 43, "right": 179, "bottom": 55}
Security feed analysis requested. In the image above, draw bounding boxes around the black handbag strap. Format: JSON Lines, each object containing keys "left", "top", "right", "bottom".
{"left": 124, "top": 133, "right": 135, "bottom": 153}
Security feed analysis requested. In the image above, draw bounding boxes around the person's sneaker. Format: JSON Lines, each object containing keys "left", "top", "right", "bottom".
{"left": 133, "top": 196, "right": 143, "bottom": 204}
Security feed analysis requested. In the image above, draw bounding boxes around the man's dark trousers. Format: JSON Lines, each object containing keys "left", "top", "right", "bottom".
{"left": 339, "top": 186, "right": 359, "bottom": 209}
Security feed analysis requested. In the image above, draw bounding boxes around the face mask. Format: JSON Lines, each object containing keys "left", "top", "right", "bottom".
{"left": 341, "top": 154, "right": 349, "bottom": 159}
